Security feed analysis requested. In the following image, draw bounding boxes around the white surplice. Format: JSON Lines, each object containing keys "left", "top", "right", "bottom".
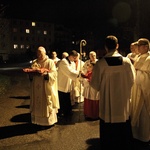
{"left": 57, "top": 58, "right": 79, "bottom": 93}
{"left": 90, "top": 52, "right": 135, "bottom": 123}
{"left": 130, "top": 52, "right": 150, "bottom": 142}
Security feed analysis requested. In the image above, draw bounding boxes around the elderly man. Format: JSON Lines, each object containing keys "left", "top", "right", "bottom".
{"left": 81, "top": 51, "right": 98, "bottom": 74}
{"left": 29, "top": 46, "right": 60, "bottom": 127}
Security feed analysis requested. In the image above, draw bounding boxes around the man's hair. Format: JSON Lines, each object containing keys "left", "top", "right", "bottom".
{"left": 69, "top": 50, "right": 78, "bottom": 56}
{"left": 131, "top": 41, "right": 138, "bottom": 46}
{"left": 89, "top": 51, "right": 96, "bottom": 56}
{"left": 137, "top": 38, "right": 150, "bottom": 46}
{"left": 105, "top": 35, "right": 118, "bottom": 50}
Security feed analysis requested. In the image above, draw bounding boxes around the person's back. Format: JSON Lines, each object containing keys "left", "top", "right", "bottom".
{"left": 90, "top": 35, "right": 135, "bottom": 150}
{"left": 56, "top": 52, "right": 68, "bottom": 68}
{"left": 97, "top": 56, "right": 134, "bottom": 121}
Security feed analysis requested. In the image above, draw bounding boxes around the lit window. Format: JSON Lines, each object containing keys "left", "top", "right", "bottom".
{"left": 21, "top": 45, "right": 24, "bottom": 49}
{"left": 32, "top": 22, "right": 36, "bottom": 26}
{"left": 26, "top": 45, "right": 30, "bottom": 49}
{"left": 14, "top": 44, "right": 18, "bottom": 49}
{"left": 26, "top": 29, "right": 30, "bottom": 33}
{"left": 44, "top": 31, "right": 47, "bottom": 35}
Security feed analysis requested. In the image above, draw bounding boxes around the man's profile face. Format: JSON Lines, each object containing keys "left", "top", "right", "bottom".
{"left": 70, "top": 55, "right": 77, "bottom": 62}
{"left": 89, "top": 53, "right": 96, "bottom": 61}
{"left": 37, "top": 49, "right": 46, "bottom": 60}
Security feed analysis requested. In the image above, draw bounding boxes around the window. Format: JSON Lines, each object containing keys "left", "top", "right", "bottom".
{"left": 44, "top": 30, "right": 47, "bottom": 35}
{"left": 14, "top": 44, "right": 18, "bottom": 49}
{"left": 26, "top": 29, "right": 30, "bottom": 33}
{"left": 26, "top": 45, "right": 30, "bottom": 49}
{"left": 32, "top": 22, "right": 36, "bottom": 26}
{"left": 21, "top": 45, "right": 24, "bottom": 49}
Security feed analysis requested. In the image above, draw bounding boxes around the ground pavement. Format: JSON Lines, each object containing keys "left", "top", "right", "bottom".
{"left": 0, "top": 70, "right": 149, "bottom": 150}
{"left": 0, "top": 70, "right": 100, "bottom": 150}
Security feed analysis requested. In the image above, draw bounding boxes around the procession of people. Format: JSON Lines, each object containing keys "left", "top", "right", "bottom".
{"left": 23, "top": 35, "right": 150, "bottom": 149}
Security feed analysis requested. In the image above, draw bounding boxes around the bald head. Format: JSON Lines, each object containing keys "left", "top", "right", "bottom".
{"left": 38, "top": 46, "right": 46, "bottom": 54}
{"left": 37, "top": 46, "right": 47, "bottom": 60}
{"left": 62, "top": 52, "right": 69, "bottom": 58}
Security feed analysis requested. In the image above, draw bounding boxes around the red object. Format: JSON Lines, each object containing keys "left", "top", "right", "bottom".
{"left": 84, "top": 98, "right": 99, "bottom": 119}
{"left": 23, "top": 68, "right": 49, "bottom": 74}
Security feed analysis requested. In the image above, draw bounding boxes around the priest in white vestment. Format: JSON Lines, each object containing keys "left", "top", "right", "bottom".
{"left": 57, "top": 50, "right": 79, "bottom": 117}
{"left": 130, "top": 38, "right": 150, "bottom": 143}
{"left": 29, "top": 46, "right": 60, "bottom": 126}
{"left": 90, "top": 35, "right": 136, "bottom": 149}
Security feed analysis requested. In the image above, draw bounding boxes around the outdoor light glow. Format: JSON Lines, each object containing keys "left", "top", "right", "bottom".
{"left": 0, "top": 60, "right": 32, "bottom": 71}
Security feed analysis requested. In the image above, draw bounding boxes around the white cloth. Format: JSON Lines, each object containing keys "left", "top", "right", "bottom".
{"left": 130, "top": 52, "right": 150, "bottom": 142}
{"left": 90, "top": 52, "right": 135, "bottom": 123}
{"left": 82, "top": 59, "right": 98, "bottom": 74}
{"left": 30, "top": 57, "right": 59, "bottom": 126}
{"left": 57, "top": 58, "right": 79, "bottom": 93}
{"left": 82, "top": 78, "right": 100, "bottom": 100}
{"left": 70, "top": 59, "right": 85, "bottom": 104}
{"left": 126, "top": 52, "right": 139, "bottom": 64}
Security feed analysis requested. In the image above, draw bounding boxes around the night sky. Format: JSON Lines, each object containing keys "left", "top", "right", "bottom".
{"left": 1, "top": 0, "right": 150, "bottom": 42}
{"left": 2, "top": 0, "right": 132, "bottom": 32}
{"left": 3, "top": 0, "right": 105, "bottom": 30}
